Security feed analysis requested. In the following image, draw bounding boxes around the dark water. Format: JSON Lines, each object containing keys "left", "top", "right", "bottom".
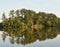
{"left": 0, "top": 27, "right": 60, "bottom": 47}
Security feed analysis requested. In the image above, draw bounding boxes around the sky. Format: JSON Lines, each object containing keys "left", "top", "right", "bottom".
{"left": 0, "top": 0, "right": 60, "bottom": 22}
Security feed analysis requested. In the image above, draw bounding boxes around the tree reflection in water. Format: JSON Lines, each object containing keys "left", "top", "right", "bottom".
{"left": 2, "top": 27, "right": 60, "bottom": 45}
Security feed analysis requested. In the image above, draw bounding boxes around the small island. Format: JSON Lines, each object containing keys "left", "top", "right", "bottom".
{"left": 0, "top": 8, "right": 60, "bottom": 31}
{"left": 0, "top": 9, "right": 60, "bottom": 45}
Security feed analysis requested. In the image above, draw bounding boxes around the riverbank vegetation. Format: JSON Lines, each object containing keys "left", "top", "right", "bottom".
{"left": 0, "top": 9, "right": 60, "bottom": 44}
{"left": 0, "top": 8, "right": 60, "bottom": 31}
{"left": 0, "top": 8, "right": 60, "bottom": 44}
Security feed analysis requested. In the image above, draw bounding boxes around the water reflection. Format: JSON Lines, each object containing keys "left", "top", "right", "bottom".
{"left": 1, "top": 27, "right": 60, "bottom": 45}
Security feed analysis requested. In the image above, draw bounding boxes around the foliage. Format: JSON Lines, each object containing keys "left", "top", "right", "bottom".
{"left": 0, "top": 8, "right": 60, "bottom": 45}
{"left": 0, "top": 8, "right": 60, "bottom": 30}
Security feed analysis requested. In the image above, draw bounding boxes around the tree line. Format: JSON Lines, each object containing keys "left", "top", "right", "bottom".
{"left": 0, "top": 8, "right": 60, "bottom": 30}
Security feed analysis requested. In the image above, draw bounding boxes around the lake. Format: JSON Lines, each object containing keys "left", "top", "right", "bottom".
{"left": 0, "top": 27, "right": 60, "bottom": 47}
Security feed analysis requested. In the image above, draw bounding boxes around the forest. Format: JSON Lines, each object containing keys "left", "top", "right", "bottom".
{"left": 0, "top": 8, "right": 60, "bottom": 31}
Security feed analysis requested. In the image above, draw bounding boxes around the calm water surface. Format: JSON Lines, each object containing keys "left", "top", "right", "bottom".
{"left": 0, "top": 27, "right": 60, "bottom": 47}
